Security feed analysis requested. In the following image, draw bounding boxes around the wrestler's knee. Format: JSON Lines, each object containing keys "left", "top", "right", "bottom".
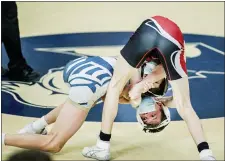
{"left": 45, "top": 141, "right": 63, "bottom": 153}
{"left": 41, "top": 133, "right": 64, "bottom": 153}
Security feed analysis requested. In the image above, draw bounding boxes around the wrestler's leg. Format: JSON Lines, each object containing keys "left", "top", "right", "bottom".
{"left": 18, "top": 102, "right": 65, "bottom": 134}
{"left": 169, "top": 77, "right": 206, "bottom": 144}
{"left": 4, "top": 99, "right": 89, "bottom": 153}
{"left": 44, "top": 102, "right": 64, "bottom": 125}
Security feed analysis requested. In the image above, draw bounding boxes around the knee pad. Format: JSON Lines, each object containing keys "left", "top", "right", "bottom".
{"left": 68, "top": 81, "right": 108, "bottom": 109}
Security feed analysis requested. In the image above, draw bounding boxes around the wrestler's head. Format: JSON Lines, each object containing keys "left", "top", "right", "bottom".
{"left": 136, "top": 97, "right": 171, "bottom": 133}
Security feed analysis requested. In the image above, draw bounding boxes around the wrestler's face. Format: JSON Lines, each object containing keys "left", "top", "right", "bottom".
{"left": 139, "top": 102, "right": 163, "bottom": 125}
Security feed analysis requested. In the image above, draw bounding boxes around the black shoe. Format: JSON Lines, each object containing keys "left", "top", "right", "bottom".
{"left": 8, "top": 64, "right": 40, "bottom": 82}
{"left": 1, "top": 66, "right": 9, "bottom": 77}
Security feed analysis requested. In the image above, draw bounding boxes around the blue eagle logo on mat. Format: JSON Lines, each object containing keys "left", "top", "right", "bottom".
{"left": 1, "top": 32, "right": 224, "bottom": 121}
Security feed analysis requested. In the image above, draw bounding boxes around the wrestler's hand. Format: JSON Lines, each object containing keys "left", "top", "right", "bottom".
{"left": 121, "top": 84, "right": 132, "bottom": 100}
{"left": 128, "top": 83, "right": 142, "bottom": 100}
{"left": 128, "top": 81, "right": 153, "bottom": 100}
{"left": 130, "top": 97, "right": 142, "bottom": 108}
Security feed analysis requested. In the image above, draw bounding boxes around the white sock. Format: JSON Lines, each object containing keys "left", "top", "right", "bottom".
{"left": 2, "top": 133, "right": 6, "bottom": 145}
{"left": 96, "top": 138, "right": 110, "bottom": 150}
{"left": 32, "top": 116, "right": 48, "bottom": 131}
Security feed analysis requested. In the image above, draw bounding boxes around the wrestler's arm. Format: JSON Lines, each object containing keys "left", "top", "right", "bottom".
{"left": 119, "top": 94, "right": 175, "bottom": 106}
{"left": 129, "top": 68, "right": 142, "bottom": 85}
{"left": 100, "top": 69, "right": 141, "bottom": 107}
{"left": 118, "top": 97, "right": 130, "bottom": 104}
{"left": 129, "top": 64, "right": 166, "bottom": 100}
{"left": 138, "top": 64, "right": 166, "bottom": 92}
{"left": 101, "top": 87, "right": 130, "bottom": 104}
{"left": 162, "top": 98, "right": 176, "bottom": 108}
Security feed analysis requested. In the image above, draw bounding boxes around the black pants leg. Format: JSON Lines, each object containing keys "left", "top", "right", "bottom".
{"left": 1, "top": 2, "right": 40, "bottom": 81}
{"left": 1, "top": 1, "right": 26, "bottom": 69}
